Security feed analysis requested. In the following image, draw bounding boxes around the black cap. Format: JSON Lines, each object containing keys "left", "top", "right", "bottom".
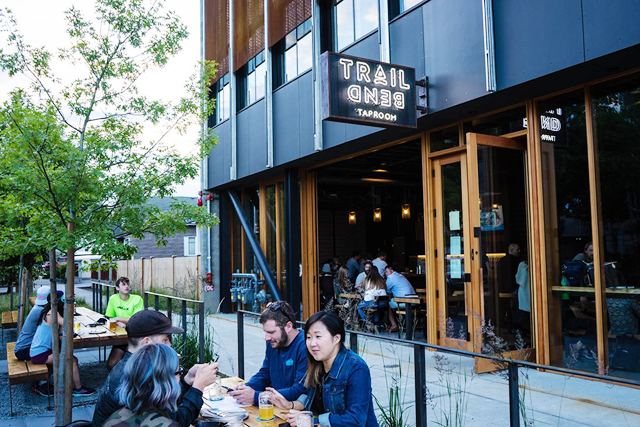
{"left": 126, "top": 309, "right": 184, "bottom": 338}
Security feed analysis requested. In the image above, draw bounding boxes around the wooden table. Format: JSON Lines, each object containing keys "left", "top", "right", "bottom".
{"left": 72, "top": 307, "right": 128, "bottom": 349}
{"left": 394, "top": 295, "right": 424, "bottom": 340}
{"left": 199, "top": 377, "right": 290, "bottom": 427}
{"left": 551, "top": 286, "right": 640, "bottom": 298}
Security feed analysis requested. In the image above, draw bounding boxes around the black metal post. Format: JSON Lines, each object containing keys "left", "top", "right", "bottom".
{"left": 406, "top": 303, "right": 414, "bottom": 341}
{"left": 350, "top": 332, "right": 358, "bottom": 355}
{"left": 219, "top": 193, "right": 232, "bottom": 313}
{"left": 167, "top": 298, "right": 172, "bottom": 324}
{"left": 155, "top": 295, "right": 159, "bottom": 311}
{"left": 144, "top": 292, "right": 149, "bottom": 309}
{"left": 414, "top": 344, "right": 427, "bottom": 426}
{"left": 284, "top": 169, "right": 302, "bottom": 319}
{"left": 508, "top": 362, "right": 520, "bottom": 427}
{"left": 199, "top": 303, "right": 205, "bottom": 363}
{"left": 227, "top": 190, "right": 282, "bottom": 301}
{"left": 181, "top": 300, "right": 187, "bottom": 346}
{"left": 238, "top": 310, "right": 245, "bottom": 379}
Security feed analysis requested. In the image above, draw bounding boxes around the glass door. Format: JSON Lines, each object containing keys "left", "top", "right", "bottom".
{"left": 466, "top": 133, "right": 536, "bottom": 373}
{"left": 433, "top": 154, "right": 473, "bottom": 350}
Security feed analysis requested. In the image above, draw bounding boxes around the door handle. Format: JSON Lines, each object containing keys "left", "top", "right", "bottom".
{"left": 471, "top": 250, "right": 474, "bottom": 261}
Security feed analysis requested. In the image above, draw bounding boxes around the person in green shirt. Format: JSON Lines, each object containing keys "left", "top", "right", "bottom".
{"left": 105, "top": 277, "right": 144, "bottom": 369}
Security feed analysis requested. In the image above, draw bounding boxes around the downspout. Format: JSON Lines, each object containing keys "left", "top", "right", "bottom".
{"left": 264, "top": 0, "right": 273, "bottom": 168}
{"left": 378, "top": 0, "right": 390, "bottom": 63}
{"left": 227, "top": 190, "right": 282, "bottom": 301}
{"left": 312, "top": 0, "right": 323, "bottom": 152}
{"left": 482, "top": 0, "right": 497, "bottom": 92}
{"left": 200, "top": 0, "right": 211, "bottom": 278}
{"left": 229, "top": 0, "right": 237, "bottom": 179}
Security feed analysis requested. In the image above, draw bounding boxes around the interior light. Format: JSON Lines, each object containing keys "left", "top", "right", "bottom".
{"left": 348, "top": 211, "right": 357, "bottom": 225}
{"left": 402, "top": 204, "right": 411, "bottom": 219}
{"left": 373, "top": 208, "right": 382, "bottom": 223}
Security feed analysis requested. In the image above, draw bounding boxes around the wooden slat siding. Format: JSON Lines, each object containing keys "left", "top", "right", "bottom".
{"left": 584, "top": 85, "right": 608, "bottom": 374}
{"left": 269, "top": 0, "right": 312, "bottom": 47}
{"left": 205, "top": 0, "right": 229, "bottom": 82}
{"left": 234, "top": 0, "right": 265, "bottom": 72}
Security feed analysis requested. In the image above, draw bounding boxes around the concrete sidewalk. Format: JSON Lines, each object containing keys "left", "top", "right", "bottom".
{"left": 3, "top": 310, "right": 640, "bottom": 426}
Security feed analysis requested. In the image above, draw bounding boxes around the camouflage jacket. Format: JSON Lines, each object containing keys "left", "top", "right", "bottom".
{"left": 103, "top": 408, "right": 180, "bottom": 427}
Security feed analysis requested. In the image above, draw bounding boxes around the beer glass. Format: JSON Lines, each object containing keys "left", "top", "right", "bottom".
{"left": 296, "top": 411, "right": 315, "bottom": 427}
{"left": 109, "top": 320, "right": 117, "bottom": 332}
{"left": 258, "top": 391, "right": 274, "bottom": 421}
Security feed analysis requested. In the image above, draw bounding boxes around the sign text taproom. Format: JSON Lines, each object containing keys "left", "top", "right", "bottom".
{"left": 321, "top": 52, "right": 417, "bottom": 128}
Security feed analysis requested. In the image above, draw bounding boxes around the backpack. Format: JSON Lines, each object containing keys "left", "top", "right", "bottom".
{"left": 562, "top": 261, "right": 591, "bottom": 286}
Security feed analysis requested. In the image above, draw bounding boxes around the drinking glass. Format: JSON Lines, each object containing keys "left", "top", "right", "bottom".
{"left": 109, "top": 321, "right": 117, "bottom": 332}
{"left": 208, "top": 375, "right": 223, "bottom": 401}
{"left": 73, "top": 321, "right": 81, "bottom": 334}
{"left": 296, "top": 411, "right": 315, "bottom": 427}
{"left": 258, "top": 391, "right": 274, "bottom": 421}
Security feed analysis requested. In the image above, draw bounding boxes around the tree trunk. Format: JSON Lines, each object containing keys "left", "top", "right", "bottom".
{"left": 17, "top": 257, "right": 25, "bottom": 333}
{"left": 62, "top": 222, "right": 76, "bottom": 424}
{"left": 50, "top": 249, "right": 63, "bottom": 426}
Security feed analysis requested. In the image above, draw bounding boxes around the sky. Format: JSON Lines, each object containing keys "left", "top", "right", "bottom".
{"left": 0, "top": 0, "right": 202, "bottom": 198}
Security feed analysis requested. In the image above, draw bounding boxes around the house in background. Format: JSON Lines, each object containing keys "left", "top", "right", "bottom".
{"left": 125, "top": 197, "right": 201, "bottom": 259}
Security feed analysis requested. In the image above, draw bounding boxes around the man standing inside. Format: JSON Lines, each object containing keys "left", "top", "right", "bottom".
{"left": 372, "top": 251, "right": 388, "bottom": 277}
{"left": 385, "top": 263, "right": 416, "bottom": 332}
{"left": 229, "top": 301, "right": 307, "bottom": 405}
{"left": 104, "top": 276, "right": 144, "bottom": 369}
{"left": 345, "top": 250, "right": 363, "bottom": 284}
{"left": 92, "top": 309, "right": 219, "bottom": 427}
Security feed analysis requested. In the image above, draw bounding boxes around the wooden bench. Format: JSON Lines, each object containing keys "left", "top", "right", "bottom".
{"left": 2, "top": 310, "right": 18, "bottom": 342}
{"left": 6, "top": 342, "right": 51, "bottom": 416}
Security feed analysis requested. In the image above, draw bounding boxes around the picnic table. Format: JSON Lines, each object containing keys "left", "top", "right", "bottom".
{"left": 72, "top": 306, "right": 128, "bottom": 349}
{"left": 200, "top": 376, "right": 291, "bottom": 426}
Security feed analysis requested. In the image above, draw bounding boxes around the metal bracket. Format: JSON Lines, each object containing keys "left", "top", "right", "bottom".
{"left": 415, "top": 76, "right": 429, "bottom": 116}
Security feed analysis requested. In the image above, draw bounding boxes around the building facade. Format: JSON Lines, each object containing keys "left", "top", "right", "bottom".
{"left": 203, "top": 0, "right": 640, "bottom": 380}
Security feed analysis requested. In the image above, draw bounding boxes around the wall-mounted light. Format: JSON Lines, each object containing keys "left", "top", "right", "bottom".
{"left": 348, "top": 211, "right": 357, "bottom": 225}
{"left": 373, "top": 208, "right": 382, "bottom": 222}
{"left": 402, "top": 204, "right": 411, "bottom": 219}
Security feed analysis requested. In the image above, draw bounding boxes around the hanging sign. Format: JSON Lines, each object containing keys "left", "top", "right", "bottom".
{"left": 321, "top": 52, "right": 417, "bottom": 128}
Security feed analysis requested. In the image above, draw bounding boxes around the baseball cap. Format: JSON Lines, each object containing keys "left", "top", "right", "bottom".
{"left": 126, "top": 309, "right": 184, "bottom": 338}
{"left": 35, "top": 286, "right": 51, "bottom": 306}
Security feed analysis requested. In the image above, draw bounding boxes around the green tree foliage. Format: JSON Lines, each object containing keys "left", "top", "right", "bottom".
{"left": 0, "top": 0, "right": 218, "bottom": 262}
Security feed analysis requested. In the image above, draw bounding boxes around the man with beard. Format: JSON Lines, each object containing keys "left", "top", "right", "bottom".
{"left": 228, "top": 301, "right": 307, "bottom": 405}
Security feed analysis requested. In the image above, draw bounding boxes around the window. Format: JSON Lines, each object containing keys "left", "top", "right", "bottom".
{"left": 184, "top": 235, "right": 197, "bottom": 257}
{"left": 212, "top": 74, "right": 230, "bottom": 125}
{"left": 389, "top": 0, "right": 423, "bottom": 20}
{"left": 237, "top": 53, "right": 267, "bottom": 110}
{"left": 274, "top": 18, "right": 312, "bottom": 87}
{"left": 334, "top": 0, "right": 378, "bottom": 51}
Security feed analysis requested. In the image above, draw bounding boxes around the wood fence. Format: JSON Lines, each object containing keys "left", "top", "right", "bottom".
{"left": 115, "top": 255, "right": 202, "bottom": 299}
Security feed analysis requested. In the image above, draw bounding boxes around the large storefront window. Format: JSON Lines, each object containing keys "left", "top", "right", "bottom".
{"left": 591, "top": 75, "right": 640, "bottom": 380}
{"left": 540, "top": 91, "right": 597, "bottom": 373}
{"left": 334, "top": 0, "right": 379, "bottom": 51}
{"left": 243, "top": 187, "right": 260, "bottom": 273}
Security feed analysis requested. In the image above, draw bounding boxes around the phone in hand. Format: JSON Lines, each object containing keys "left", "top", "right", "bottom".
{"left": 278, "top": 423, "right": 291, "bottom": 427}
{"left": 211, "top": 353, "right": 219, "bottom": 363}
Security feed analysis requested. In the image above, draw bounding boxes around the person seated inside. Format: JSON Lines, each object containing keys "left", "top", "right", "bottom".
{"left": 105, "top": 276, "right": 144, "bottom": 370}
{"left": 345, "top": 250, "right": 363, "bottom": 284}
{"left": 30, "top": 301, "right": 95, "bottom": 397}
{"left": 354, "top": 261, "right": 371, "bottom": 289}
{"left": 333, "top": 267, "right": 353, "bottom": 306}
{"left": 104, "top": 344, "right": 182, "bottom": 426}
{"left": 574, "top": 242, "right": 594, "bottom": 264}
{"left": 92, "top": 309, "right": 218, "bottom": 427}
{"left": 357, "top": 262, "right": 388, "bottom": 328}
{"left": 268, "top": 310, "right": 379, "bottom": 427}
{"left": 384, "top": 263, "right": 416, "bottom": 333}
{"left": 228, "top": 301, "right": 307, "bottom": 405}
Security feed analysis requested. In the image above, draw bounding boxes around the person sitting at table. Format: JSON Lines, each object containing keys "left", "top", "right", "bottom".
{"left": 104, "top": 344, "right": 181, "bottom": 427}
{"left": 334, "top": 267, "right": 354, "bottom": 306}
{"left": 267, "top": 310, "right": 378, "bottom": 427}
{"left": 573, "top": 242, "right": 594, "bottom": 264}
{"left": 105, "top": 276, "right": 144, "bottom": 370}
{"left": 357, "top": 263, "right": 388, "bottom": 327}
{"left": 354, "top": 261, "right": 371, "bottom": 290}
{"left": 372, "top": 251, "right": 388, "bottom": 277}
{"left": 228, "top": 301, "right": 307, "bottom": 406}
{"left": 30, "top": 301, "right": 96, "bottom": 397}
{"left": 384, "top": 263, "right": 416, "bottom": 333}
{"left": 345, "top": 250, "right": 363, "bottom": 284}
{"left": 92, "top": 309, "right": 218, "bottom": 427}
{"left": 14, "top": 286, "right": 50, "bottom": 362}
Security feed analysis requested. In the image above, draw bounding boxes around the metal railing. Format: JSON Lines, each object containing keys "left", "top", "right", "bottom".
{"left": 144, "top": 291, "right": 206, "bottom": 364}
{"left": 90, "top": 280, "right": 207, "bottom": 363}
{"left": 235, "top": 309, "right": 640, "bottom": 427}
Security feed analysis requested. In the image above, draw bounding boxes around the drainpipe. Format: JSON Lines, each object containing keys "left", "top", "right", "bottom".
{"left": 227, "top": 190, "right": 282, "bottom": 301}
{"left": 264, "top": 0, "right": 274, "bottom": 168}
{"left": 312, "top": 0, "right": 323, "bottom": 152}
{"left": 482, "top": 0, "right": 497, "bottom": 92}
{"left": 378, "top": 0, "right": 390, "bottom": 63}
{"left": 229, "top": 0, "right": 237, "bottom": 179}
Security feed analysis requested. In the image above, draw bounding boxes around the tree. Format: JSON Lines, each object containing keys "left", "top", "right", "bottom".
{"left": 0, "top": 0, "right": 217, "bottom": 423}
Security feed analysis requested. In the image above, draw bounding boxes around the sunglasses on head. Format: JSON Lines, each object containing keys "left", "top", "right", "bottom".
{"left": 266, "top": 302, "right": 295, "bottom": 323}
{"left": 175, "top": 366, "right": 186, "bottom": 377}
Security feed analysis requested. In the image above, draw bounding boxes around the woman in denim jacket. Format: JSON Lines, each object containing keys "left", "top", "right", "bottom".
{"left": 268, "top": 310, "right": 378, "bottom": 427}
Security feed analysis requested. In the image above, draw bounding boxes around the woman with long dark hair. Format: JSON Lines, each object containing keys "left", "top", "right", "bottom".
{"left": 104, "top": 344, "right": 182, "bottom": 426}
{"left": 357, "top": 262, "right": 387, "bottom": 323}
{"left": 267, "top": 310, "right": 378, "bottom": 427}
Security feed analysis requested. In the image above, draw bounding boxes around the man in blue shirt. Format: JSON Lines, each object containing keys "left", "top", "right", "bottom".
{"left": 229, "top": 301, "right": 307, "bottom": 405}
{"left": 385, "top": 263, "right": 416, "bottom": 332}
{"left": 345, "top": 250, "right": 363, "bottom": 283}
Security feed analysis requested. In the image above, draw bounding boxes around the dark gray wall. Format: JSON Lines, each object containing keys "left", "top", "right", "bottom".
{"left": 208, "top": 0, "right": 640, "bottom": 189}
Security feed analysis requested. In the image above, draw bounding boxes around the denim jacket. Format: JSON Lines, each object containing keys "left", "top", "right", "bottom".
{"left": 298, "top": 345, "right": 378, "bottom": 427}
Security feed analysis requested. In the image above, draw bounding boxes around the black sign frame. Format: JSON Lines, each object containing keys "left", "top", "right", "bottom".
{"left": 321, "top": 51, "right": 417, "bottom": 129}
